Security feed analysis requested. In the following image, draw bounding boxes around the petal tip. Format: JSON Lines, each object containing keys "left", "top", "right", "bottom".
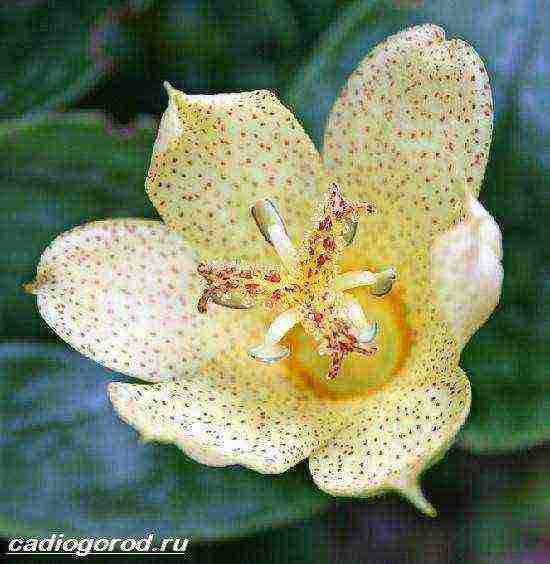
{"left": 395, "top": 478, "right": 437, "bottom": 518}
{"left": 107, "top": 382, "right": 133, "bottom": 411}
{"left": 163, "top": 80, "right": 179, "bottom": 98}
{"left": 22, "top": 281, "right": 37, "bottom": 295}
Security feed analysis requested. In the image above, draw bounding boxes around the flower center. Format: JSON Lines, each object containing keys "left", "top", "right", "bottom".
{"left": 286, "top": 283, "right": 412, "bottom": 399}
{"left": 197, "top": 183, "right": 399, "bottom": 382}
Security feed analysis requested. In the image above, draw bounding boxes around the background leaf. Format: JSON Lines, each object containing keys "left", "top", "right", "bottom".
{"left": 456, "top": 451, "right": 550, "bottom": 563}
{"left": 0, "top": 0, "right": 155, "bottom": 118}
{"left": 0, "top": 343, "right": 332, "bottom": 541}
{"left": 286, "top": 0, "right": 538, "bottom": 144}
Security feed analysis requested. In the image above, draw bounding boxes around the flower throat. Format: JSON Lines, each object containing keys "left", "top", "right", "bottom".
{"left": 197, "top": 183, "right": 397, "bottom": 380}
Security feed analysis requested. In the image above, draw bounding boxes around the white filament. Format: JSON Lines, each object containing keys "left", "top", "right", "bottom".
{"left": 268, "top": 224, "right": 298, "bottom": 267}
{"left": 248, "top": 309, "right": 300, "bottom": 363}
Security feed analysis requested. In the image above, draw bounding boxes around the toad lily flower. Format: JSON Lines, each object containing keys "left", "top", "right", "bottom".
{"left": 26, "top": 25, "right": 502, "bottom": 516}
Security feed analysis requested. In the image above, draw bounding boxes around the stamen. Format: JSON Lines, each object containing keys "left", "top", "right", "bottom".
{"left": 340, "top": 295, "right": 379, "bottom": 345}
{"left": 251, "top": 199, "right": 298, "bottom": 266}
{"left": 370, "top": 268, "right": 397, "bottom": 296}
{"left": 197, "top": 287, "right": 254, "bottom": 313}
{"left": 334, "top": 267, "right": 397, "bottom": 296}
{"left": 358, "top": 322, "right": 379, "bottom": 344}
{"left": 334, "top": 270, "right": 377, "bottom": 291}
{"left": 342, "top": 219, "right": 358, "bottom": 246}
{"left": 248, "top": 309, "right": 300, "bottom": 363}
{"left": 269, "top": 224, "right": 298, "bottom": 266}
{"left": 196, "top": 261, "right": 285, "bottom": 313}
{"left": 251, "top": 198, "right": 288, "bottom": 245}
{"left": 198, "top": 182, "right": 382, "bottom": 382}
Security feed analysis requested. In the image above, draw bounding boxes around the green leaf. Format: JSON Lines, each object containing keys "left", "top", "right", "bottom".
{"left": 0, "top": 343, "right": 332, "bottom": 541}
{"left": 148, "top": 0, "right": 300, "bottom": 95}
{"left": 0, "top": 1, "right": 155, "bottom": 118}
{"left": 459, "top": 335, "right": 550, "bottom": 454}
{"left": 456, "top": 451, "right": 550, "bottom": 563}
{"left": 183, "top": 515, "right": 331, "bottom": 564}
{"left": 0, "top": 112, "right": 159, "bottom": 339}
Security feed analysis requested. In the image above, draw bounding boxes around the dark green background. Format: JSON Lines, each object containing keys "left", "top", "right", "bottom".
{"left": 1, "top": 1, "right": 549, "bottom": 563}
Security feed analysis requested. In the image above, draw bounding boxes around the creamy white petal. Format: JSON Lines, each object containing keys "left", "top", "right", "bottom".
{"left": 30, "top": 219, "right": 250, "bottom": 382}
{"left": 430, "top": 193, "right": 503, "bottom": 347}
{"left": 147, "top": 85, "right": 330, "bottom": 261}
{"left": 323, "top": 24, "right": 494, "bottom": 239}
{"left": 309, "top": 367, "right": 471, "bottom": 516}
{"left": 108, "top": 357, "right": 364, "bottom": 473}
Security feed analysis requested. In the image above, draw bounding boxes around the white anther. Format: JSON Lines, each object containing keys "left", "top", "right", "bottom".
{"left": 268, "top": 224, "right": 298, "bottom": 267}
{"left": 340, "top": 295, "right": 379, "bottom": 345}
{"left": 248, "top": 309, "right": 300, "bottom": 364}
{"left": 358, "top": 321, "right": 378, "bottom": 344}
{"left": 334, "top": 270, "right": 377, "bottom": 291}
{"left": 334, "top": 267, "right": 396, "bottom": 296}
{"left": 251, "top": 198, "right": 298, "bottom": 267}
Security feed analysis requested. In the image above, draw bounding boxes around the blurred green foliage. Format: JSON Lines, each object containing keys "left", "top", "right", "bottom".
{"left": 1, "top": 0, "right": 549, "bottom": 562}
{"left": 0, "top": 1, "right": 155, "bottom": 117}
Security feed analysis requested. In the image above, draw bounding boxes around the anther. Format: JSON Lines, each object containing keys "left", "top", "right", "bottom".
{"left": 196, "top": 262, "right": 258, "bottom": 313}
{"left": 342, "top": 219, "right": 358, "bottom": 246}
{"left": 340, "top": 295, "right": 379, "bottom": 345}
{"left": 358, "top": 321, "right": 378, "bottom": 344}
{"left": 248, "top": 309, "right": 300, "bottom": 363}
{"left": 251, "top": 198, "right": 298, "bottom": 266}
{"left": 334, "top": 267, "right": 397, "bottom": 296}
{"left": 197, "top": 287, "right": 256, "bottom": 313}
{"left": 251, "top": 198, "right": 288, "bottom": 245}
{"left": 370, "top": 268, "right": 397, "bottom": 296}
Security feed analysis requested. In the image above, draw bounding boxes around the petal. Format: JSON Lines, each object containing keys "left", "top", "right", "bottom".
{"left": 325, "top": 24, "right": 495, "bottom": 371}
{"left": 323, "top": 24, "right": 493, "bottom": 234}
{"left": 309, "top": 365, "right": 471, "bottom": 516}
{"left": 30, "top": 218, "right": 252, "bottom": 382}
{"left": 108, "top": 357, "right": 363, "bottom": 474}
{"left": 146, "top": 85, "right": 329, "bottom": 262}
{"left": 430, "top": 193, "right": 503, "bottom": 347}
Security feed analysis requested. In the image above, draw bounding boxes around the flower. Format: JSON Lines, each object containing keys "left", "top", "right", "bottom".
{"left": 26, "top": 24, "right": 502, "bottom": 515}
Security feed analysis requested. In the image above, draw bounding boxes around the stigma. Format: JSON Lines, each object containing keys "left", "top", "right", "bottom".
{"left": 197, "top": 182, "right": 397, "bottom": 380}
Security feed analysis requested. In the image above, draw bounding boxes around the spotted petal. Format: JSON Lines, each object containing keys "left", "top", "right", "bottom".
{"left": 108, "top": 358, "right": 363, "bottom": 473}
{"left": 147, "top": 85, "right": 329, "bottom": 262}
{"left": 29, "top": 219, "right": 252, "bottom": 382}
{"left": 323, "top": 24, "right": 493, "bottom": 235}
{"left": 309, "top": 365, "right": 471, "bottom": 516}
{"left": 322, "top": 24, "right": 498, "bottom": 352}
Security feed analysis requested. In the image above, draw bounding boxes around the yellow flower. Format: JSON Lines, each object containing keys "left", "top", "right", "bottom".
{"left": 26, "top": 25, "right": 502, "bottom": 516}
